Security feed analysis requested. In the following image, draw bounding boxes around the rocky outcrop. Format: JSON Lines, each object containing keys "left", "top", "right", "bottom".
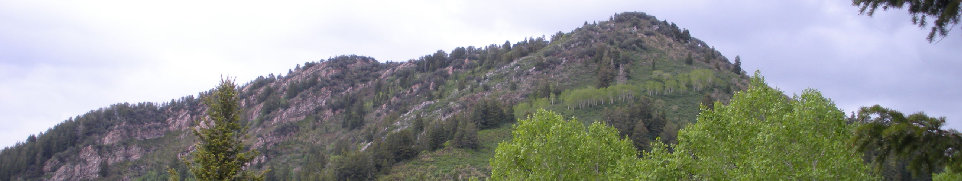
{"left": 47, "top": 146, "right": 101, "bottom": 181}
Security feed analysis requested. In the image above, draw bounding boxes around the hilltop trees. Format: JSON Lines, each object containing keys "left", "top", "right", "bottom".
{"left": 0, "top": 102, "right": 169, "bottom": 180}
{"left": 732, "top": 55, "right": 742, "bottom": 74}
{"left": 183, "top": 78, "right": 264, "bottom": 181}
{"left": 415, "top": 50, "right": 450, "bottom": 73}
{"left": 853, "top": 0, "right": 962, "bottom": 42}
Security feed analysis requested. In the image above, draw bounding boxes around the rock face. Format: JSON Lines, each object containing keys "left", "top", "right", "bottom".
{"left": 42, "top": 145, "right": 144, "bottom": 181}
{"left": 48, "top": 146, "right": 100, "bottom": 181}
{"left": 30, "top": 56, "right": 391, "bottom": 180}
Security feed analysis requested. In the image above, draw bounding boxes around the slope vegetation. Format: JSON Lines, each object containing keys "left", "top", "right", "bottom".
{"left": 0, "top": 12, "right": 747, "bottom": 180}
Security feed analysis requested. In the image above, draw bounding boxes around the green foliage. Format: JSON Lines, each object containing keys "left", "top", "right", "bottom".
{"left": 935, "top": 167, "right": 962, "bottom": 181}
{"left": 603, "top": 97, "right": 667, "bottom": 151}
{"left": 337, "top": 93, "right": 366, "bottom": 130}
{"left": 452, "top": 118, "right": 481, "bottom": 150}
{"left": 260, "top": 91, "right": 288, "bottom": 116}
{"left": 853, "top": 0, "right": 961, "bottom": 42}
{"left": 596, "top": 62, "right": 616, "bottom": 88}
{"left": 296, "top": 146, "right": 328, "bottom": 180}
{"left": 471, "top": 99, "right": 513, "bottom": 129}
{"left": 450, "top": 47, "right": 467, "bottom": 60}
{"left": 415, "top": 50, "right": 450, "bottom": 73}
{"left": 412, "top": 113, "right": 425, "bottom": 133}
{"left": 634, "top": 72, "right": 874, "bottom": 180}
{"left": 1, "top": 11, "right": 753, "bottom": 180}
{"left": 558, "top": 84, "right": 641, "bottom": 110}
{"left": 700, "top": 93, "right": 714, "bottom": 109}
{"left": 595, "top": 49, "right": 618, "bottom": 88}
{"left": 538, "top": 69, "right": 715, "bottom": 112}
{"left": 0, "top": 102, "right": 170, "bottom": 180}
{"left": 532, "top": 82, "right": 554, "bottom": 99}
{"left": 186, "top": 79, "right": 264, "bottom": 181}
{"left": 489, "top": 109, "right": 638, "bottom": 180}
{"left": 384, "top": 129, "right": 419, "bottom": 162}
{"left": 284, "top": 77, "right": 318, "bottom": 99}
{"left": 332, "top": 151, "right": 375, "bottom": 181}
{"left": 852, "top": 104, "right": 962, "bottom": 178}
{"left": 422, "top": 121, "right": 453, "bottom": 151}
{"left": 732, "top": 55, "right": 742, "bottom": 74}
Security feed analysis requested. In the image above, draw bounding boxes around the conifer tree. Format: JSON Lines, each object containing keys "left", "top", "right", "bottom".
{"left": 733, "top": 55, "right": 742, "bottom": 74}
{"left": 185, "top": 78, "right": 264, "bottom": 181}
{"left": 852, "top": 105, "right": 962, "bottom": 178}
{"left": 853, "top": 0, "right": 961, "bottom": 42}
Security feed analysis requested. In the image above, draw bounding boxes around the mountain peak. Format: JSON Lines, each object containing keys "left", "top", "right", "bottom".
{"left": 0, "top": 12, "right": 747, "bottom": 180}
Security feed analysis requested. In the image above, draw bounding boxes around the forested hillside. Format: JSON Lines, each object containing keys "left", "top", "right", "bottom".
{"left": 0, "top": 12, "right": 748, "bottom": 180}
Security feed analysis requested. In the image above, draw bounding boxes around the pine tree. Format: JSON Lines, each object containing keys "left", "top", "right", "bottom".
{"left": 733, "top": 55, "right": 742, "bottom": 74}
{"left": 452, "top": 119, "right": 480, "bottom": 149}
{"left": 853, "top": 0, "right": 961, "bottom": 42}
{"left": 597, "top": 61, "right": 615, "bottom": 88}
{"left": 185, "top": 78, "right": 264, "bottom": 181}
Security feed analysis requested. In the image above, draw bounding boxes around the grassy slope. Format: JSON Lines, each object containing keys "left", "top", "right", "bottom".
{"left": 380, "top": 124, "right": 512, "bottom": 180}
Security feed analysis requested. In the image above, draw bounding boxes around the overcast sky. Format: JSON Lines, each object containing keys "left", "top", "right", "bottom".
{"left": 1, "top": 0, "right": 959, "bottom": 148}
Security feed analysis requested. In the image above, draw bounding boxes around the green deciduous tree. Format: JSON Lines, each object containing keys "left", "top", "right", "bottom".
{"left": 853, "top": 0, "right": 961, "bottom": 42}
{"left": 633, "top": 72, "right": 875, "bottom": 180}
{"left": 489, "top": 109, "right": 638, "bottom": 180}
{"left": 185, "top": 78, "right": 264, "bottom": 181}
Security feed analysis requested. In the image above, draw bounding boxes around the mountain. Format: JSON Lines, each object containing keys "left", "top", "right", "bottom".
{"left": 0, "top": 12, "right": 748, "bottom": 180}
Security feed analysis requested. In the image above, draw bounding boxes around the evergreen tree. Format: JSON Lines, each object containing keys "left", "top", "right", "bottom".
{"left": 471, "top": 99, "right": 510, "bottom": 129}
{"left": 630, "top": 120, "right": 650, "bottom": 150}
{"left": 412, "top": 114, "right": 424, "bottom": 133}
{"left": 452, "top": 119, "right": 480, "bottom": 149}
{"left": 185, "top": 78, "right": 264, "bottom": 181}
{"left": 597, "top": 61, "right": 616, "bottom": 88}
{"left": 733, "top": 55, "right": 742, "bottom": 74}
{"left": 852, "top": 105, "right": 962, "bottom": 178}
{"left": 853, "top": 0, "right": 961, "bottom": 42}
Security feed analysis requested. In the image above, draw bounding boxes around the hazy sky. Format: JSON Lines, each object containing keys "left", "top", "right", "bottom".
{"left": 1, "top": 0, "right": 959, "bottom": 148}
